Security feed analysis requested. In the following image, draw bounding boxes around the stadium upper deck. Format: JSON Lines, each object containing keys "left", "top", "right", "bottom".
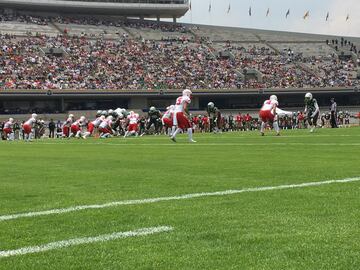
{"left": 0, "top": 13, "right": 359, "bottom": 92}
{"left": 0, "top": 0, "right": 189, "bottom": 18}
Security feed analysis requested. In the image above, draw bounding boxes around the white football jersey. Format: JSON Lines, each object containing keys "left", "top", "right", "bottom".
{"left": 261, "top": 100, "right": 278, "bottom": 111}
{"left": 91, "top": 117, "right": 102, "bottom": 127}
{"left": 99, "top": 119, "right": 112, "bottom": 128}
{"left": 73, "top": 119, "right": 86, "bottom": 127}
{"left": 162, "top": 108, "right": 173, "bottom": 120}
{"left": 24, "top": 117, "right": 36, "bottom": 126}
{"left": 4, "top": 121, "right": 12, "bottom": 129}
{"left": 174, "top": 96, "right": 191, "bottom": 113}
{"left": 128, "top": 114, "right": 139, "bottom": 124}
{"left": 63, "top": 117, "right": 73, "bottom": 127}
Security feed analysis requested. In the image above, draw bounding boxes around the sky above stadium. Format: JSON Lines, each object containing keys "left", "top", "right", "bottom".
{"left": 178, "top": 0, "right": 360, "bottom": 37}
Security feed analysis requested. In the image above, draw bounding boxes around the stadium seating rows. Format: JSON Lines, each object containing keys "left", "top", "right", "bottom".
{"left": 0, "top": 12, "right": 359, "bottom": 90}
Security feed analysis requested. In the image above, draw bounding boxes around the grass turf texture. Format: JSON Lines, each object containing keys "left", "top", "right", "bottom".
{"left": 0, "top": 128, "right": 359, "bottom": 269}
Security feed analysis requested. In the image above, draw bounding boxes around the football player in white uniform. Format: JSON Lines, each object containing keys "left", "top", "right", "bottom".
{"left": 62, "top": 114, "right": 74, "bottom": 138}
{"left": 162, "top": 105, "right": 175, "bottom": 136}
{"left": 84, "top": 113, "right": 104, "bottom": 138}
{"left": 23, "top": 113, "right": 38, "bottom": 141}
{"left": 3, "top": 118, "right": 14, "bottom": 141}
{"left": 171, "top": 89, "right": 196, "bottom": 143}
{"left": 69, "top": 116, "right": 87, "bottom": 138}
{"left": 124, "top": 111, "right": 140, "bottom": 137}
{"left": 259, "top": 95, "right": 280, "bottom": 136}
{"left": 99, "top": 115, "right": 114, "bottom": 139}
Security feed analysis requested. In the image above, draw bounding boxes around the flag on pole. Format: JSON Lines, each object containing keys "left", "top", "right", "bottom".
{"left": 326, "top": 12, "right": 329, "bottom": 21}
{"left": 286, "top": 9, "right": 290, "bottom": 18}
{"left": 266, "top": 8, "right": 270, "bottom": 17}
{"left": 208, "top": 3, "right": 211, "bottom": 12}
{"left": 303, "top": 11, "right": 310, "bottom": 19}
{"left": 249, "top": 6, "right": 252, "bottom": 16}
{"left": 227, "top": 4, "right": 231, "bottom": 14}
{"left": 346, "top": 14, "right": 350, "bottom": 21}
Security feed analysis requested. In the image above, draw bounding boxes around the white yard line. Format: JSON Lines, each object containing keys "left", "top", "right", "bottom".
{"left": 0, "top": 177, "right": 359, "bottom": 222}
{"left": 0, "top": 226, "right": 173, "bottom": 258}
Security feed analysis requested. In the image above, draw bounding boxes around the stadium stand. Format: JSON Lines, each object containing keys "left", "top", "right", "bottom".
{"left": 0, "top": 12, "right": 359, "bottom": 91}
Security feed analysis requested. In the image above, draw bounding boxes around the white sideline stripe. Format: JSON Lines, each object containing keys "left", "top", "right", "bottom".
{"left": 0, "top": 177, "right": 359, "bottom": 222}
{"left": 0, "top": 226, "right": 173, "bottom": 258}
{"left": 100, "top": 143, "right": 360, "bottom": 146}
{"left": 33, "top": 142, "right": 360, "bottom": 147}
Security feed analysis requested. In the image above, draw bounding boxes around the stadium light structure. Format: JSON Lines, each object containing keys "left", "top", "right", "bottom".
{"left": 0, "top": 0, "right": 189, "bottom": 20}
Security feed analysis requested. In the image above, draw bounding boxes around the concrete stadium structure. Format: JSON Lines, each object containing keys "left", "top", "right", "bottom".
{"left": 0, "top": 0, "right": 189, "bottom": 20}
{"left": 1, "top": 88, "right": 359, "bottom": 115}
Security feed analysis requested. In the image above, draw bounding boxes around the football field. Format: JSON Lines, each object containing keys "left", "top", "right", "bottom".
{"left": 0, "top": 128, "right": 359, "bottom": 269}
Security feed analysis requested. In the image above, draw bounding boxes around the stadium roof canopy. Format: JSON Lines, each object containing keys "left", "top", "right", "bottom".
{"left": 0, "top": 0, "right": 189, "bottom": 18}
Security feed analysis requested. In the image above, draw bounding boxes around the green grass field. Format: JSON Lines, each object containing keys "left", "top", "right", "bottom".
{"left": 0, "top": 128, "right": 359, "bottom": 270}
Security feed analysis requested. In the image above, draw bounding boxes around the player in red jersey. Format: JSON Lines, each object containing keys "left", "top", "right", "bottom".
{"left": 235, "top": 113, "right": 242, "bottom": 130}
{"left": 201, "top": 115, "right": 209, "bottom": 132}
{"left": 192, "top": 114, "right": 199, "bottom": 132}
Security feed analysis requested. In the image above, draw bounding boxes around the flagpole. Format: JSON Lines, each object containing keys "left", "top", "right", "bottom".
{"left": 326, "top": 13, "right": 330, "bottom": 35}
{"left": 248, "top": 6, "right": 252, "bottom": 27}
{"left": 190, "top": 2, "right": 193, "bottom": 23}
{"left": 208, "top": 2, "right": 212, "bottom": 25}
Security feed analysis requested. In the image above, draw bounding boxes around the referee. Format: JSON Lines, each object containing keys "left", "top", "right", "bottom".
{"left": 330, "top": 98, "right": 338, "bottom": 128}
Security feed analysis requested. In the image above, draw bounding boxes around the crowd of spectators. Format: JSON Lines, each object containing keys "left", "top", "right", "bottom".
{"left": 221, "top": 44, "right": 359, "bottom": 89}
{"left": 0, "top": 12, "right": 359, "bottom": 90}
{"left": 0, "top": 33, "right": 242, "bottom": 90}
{"left": 327, "top": 38, "right": 358, "bottom": 54}
{"left": 301, "top": 55, "right": 358, "bottom": 87}
{"left": 0, "top": 13, "right": 49, "bottom": 25}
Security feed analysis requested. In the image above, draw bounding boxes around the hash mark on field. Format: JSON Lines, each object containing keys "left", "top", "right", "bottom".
{"left": 0, "top": 177, "right": 359, "bottom": 222}
{"left": 0, "top": 226, "right": 173, "bottom": 258}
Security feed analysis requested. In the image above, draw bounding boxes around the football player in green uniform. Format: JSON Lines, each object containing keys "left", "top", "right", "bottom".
{"left": 344, "top": 111, "right": 350, "bottom": 128}
{"left": 112, "top": 108, "right": 128, "bottom": 136}
{"left": 304, "top": 92, "right": 320, "bottom": 133}
{"left": 207, "top": 102, "right": 222, "bottom": 133}
{"left": 142, "top": 106, "right": 162, "bottom": 135}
